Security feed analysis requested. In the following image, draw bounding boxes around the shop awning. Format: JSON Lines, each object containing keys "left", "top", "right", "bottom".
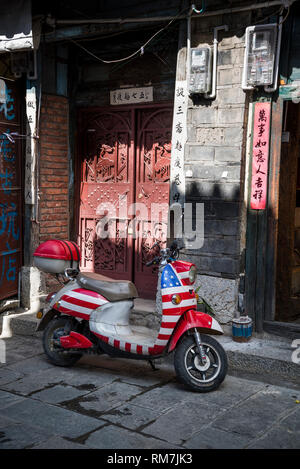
{"left": 0, "top": 0, "right": 40, "bottom": 53}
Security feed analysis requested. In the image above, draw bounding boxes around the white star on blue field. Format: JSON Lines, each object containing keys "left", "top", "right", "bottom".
{"left": 161, "top": 264, "right": 181, "bottom": 289}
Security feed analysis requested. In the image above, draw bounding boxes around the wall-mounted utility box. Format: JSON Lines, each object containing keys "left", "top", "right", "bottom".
{"left": 189, "top": 47, "right": 212, "bottom": 94}
{"left": 242, "top": 24, "right": 277, "bottom": 88}
{"left": 10, "top": 50, "right": 37, "bottom": 80}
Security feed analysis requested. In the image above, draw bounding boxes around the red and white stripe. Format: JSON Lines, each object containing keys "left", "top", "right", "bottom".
{"left": 95, "top": 263, "right": 197, "bottom": 356}
{"left": 63, "top": 262, "right": 196, "bottom": 356}
{"left": 171, "top": 260, "right": 193, "bottom": 286}
{"left": 58, "top": 288, "right": 108, "bottom": 320}
{"left": 94, "top": 333, "right": 156, "bottom": 355}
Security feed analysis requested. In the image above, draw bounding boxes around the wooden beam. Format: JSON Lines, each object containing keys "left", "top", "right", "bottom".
{"left": 264, "top": 97, "right": 283, "bottom": 321}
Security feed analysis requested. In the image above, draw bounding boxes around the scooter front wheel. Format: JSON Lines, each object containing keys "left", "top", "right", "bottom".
{"left": 174, "top": 334, "right": 227, "bottom": 392}
{"left": 43, "top": 316, "right": 83, "bottom": 367}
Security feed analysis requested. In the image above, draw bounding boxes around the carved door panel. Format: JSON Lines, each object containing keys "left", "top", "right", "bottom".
{"left": 79, "top": 110, "right": 134, "bottom": 281}
{"left": 78, "top": 105, "right": 172, "bottom": 298}
{"left": 134, "top": 108, "right": 172, "bottom": 298}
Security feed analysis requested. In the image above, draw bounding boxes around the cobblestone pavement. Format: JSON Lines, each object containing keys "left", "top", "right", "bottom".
{"left": 0, "top": 333, "right": 299, "bottom": 449}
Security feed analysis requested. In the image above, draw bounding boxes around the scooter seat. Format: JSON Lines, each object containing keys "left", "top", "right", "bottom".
{"left": 77, "top": 272, "right": 138, "bottom": 302}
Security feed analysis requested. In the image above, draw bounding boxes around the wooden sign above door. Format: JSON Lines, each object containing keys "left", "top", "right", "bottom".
{"left": 110, "top": 87, "right": 153, "bottom": 105}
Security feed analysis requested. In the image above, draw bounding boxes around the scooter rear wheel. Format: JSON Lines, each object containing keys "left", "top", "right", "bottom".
{"left": 174, "top": 334, "right": 227, "bottom": 392}
{"left": 43, "top": 316, "right": 83, "bottom": 367}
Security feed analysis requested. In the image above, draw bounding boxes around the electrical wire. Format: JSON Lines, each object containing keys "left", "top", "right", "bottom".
{"left": 279, "top": 5, "right": 290, "bottom": 23}
{"left": 225, "top": 5, "right": 285, "bottom": 37}
{"left": 0, "top": 132, "right": 39, "bottom": 142}
{"left": 107, "top": 20, "right": 178, "bottom": 73}
{"left": 0, "top": 75, "right": 14, "bottom": 81}
{"left": 61, "top": 23, "right": 167, "bottom": 43}
{"left": 67, "top": 2, "right": 289, "bottom": 64}
{"left": 69, "top": 6, "right": 188, "bottom": 64}
{"left": 59, "top": 3, "right": 92, "bottom": 20}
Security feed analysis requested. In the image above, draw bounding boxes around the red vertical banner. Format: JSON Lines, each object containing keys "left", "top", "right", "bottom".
{"left": 250, "top": 102, "right": 271, "bottom": 210}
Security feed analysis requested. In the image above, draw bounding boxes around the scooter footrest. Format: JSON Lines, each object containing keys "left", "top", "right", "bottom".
{"left": 60, "top": 331, "right": 93, "bottom": 349}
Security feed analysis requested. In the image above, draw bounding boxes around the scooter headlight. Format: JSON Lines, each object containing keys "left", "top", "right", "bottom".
{"left": 189, "top": 265, "right": 197, "bottom": 284}
{"left": 171, "top": 294, "right": 182, "bottom": 305}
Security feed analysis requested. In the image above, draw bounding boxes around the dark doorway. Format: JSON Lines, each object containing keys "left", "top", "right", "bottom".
{"left": 276, "top": 100, "right": 300, "bottom": 323}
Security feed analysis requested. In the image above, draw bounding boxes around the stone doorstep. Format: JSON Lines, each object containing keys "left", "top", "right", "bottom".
{"left": 0, "top": 309, "right": 39, "bottom": 337}
{"left": 0, "top": 297, "right": 20, "bottom": 314}
{"left": 0, "top": 307, "right": 299, "bottom": 385}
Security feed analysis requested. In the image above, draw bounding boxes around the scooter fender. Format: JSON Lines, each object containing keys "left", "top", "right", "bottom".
{"left": 168, "top": 309, "right": 223, "bottom": 352}
{"left": 36, "top": 306, "right": 59, "bottom": 332}
{"left": 36, "top": 280, "right": 81, "bottom": 332}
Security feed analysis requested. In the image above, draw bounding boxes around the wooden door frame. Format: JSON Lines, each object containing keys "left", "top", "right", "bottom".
{"left": 74, "top": 101, "right": 173, "bottom": 285}
{"left": 264, "top": 97, "right": 300, "bottom": 337}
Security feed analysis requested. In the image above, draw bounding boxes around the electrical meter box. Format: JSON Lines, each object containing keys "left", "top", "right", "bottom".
{"left": 243, "top": 24, "right": 277, "bottom": 87}
{"left": 189, "top": 47, "right": 212, "bottom": 95}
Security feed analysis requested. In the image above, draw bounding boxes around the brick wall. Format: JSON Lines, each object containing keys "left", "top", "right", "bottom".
{"left": 39, "top": 94, "right": 69, "bottom": 243}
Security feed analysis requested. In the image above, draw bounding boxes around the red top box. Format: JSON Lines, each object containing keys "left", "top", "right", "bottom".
{"left": 34, "top": 239, "right": 81, "bottom": 261}
{"left": 34, "top": 239, "right": 81, "bottom": 274}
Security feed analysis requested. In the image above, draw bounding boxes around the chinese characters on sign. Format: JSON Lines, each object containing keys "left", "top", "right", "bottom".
{"left": 250, "top": 102, "right": 271, "bottom": 210}
{"left": 170, "top": 81, "right": 187, "bottom": 206}
{"left": 110, "top": 87, "right": 153, "bottom": 105}
{"left": 0, "top": 83, "right": 19, "bottom": 295}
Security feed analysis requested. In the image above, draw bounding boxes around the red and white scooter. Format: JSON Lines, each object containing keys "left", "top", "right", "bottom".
{"left": 34, "top": 240, "right": 227, "bottom": 392}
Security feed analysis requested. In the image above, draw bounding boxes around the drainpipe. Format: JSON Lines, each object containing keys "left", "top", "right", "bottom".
{"left": 186, "top": 5, "right": 193, "bottom": 91}
{"left": 187, "top": 3, "right": 206, "bottom": 93}
{"left": 205, "top": 25, "right": 228, "bottom": 99}
{"left": 242, "top": 35, "right": 255, "bottom": 91}
{"left": 187, "top": 4, "right": 228, "bottom": 99}
{"left": 264, "top": 15, "right": 283, "bottom": 93}
{"left": 52, "top": 1, "right": 295, "bottom": 25}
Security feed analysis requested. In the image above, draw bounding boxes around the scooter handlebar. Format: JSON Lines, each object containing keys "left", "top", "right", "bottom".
{"left": 146, "top": 256, "right": 161, "bottom": 267}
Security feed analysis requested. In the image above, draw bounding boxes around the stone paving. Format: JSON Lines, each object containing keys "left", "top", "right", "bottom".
{"left": 0, "top": 333, "right": 300, "bottom": 449}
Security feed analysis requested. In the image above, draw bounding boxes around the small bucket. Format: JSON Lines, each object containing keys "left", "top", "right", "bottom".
{"left": 232, "top": 316, "right": 252, "bottom": 342}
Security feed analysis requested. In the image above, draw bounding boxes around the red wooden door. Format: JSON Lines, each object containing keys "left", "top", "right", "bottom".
{"left": 78, "top": 109, "right": 134, "bottom": 281}
{"left": 0, "top": 80, "right": 23, "bottom": 300}
{"left": 78, "top": 105, "right": 172, "bottom": 297}
{"left": 134, "top": 107, "right": 172, "bottom": 298}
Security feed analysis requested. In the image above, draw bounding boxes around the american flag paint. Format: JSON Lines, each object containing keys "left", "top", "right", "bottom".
{"left": 92, "top": 261, "right": 196, "bottom": 356}
{"left": 158, "top": 261, "right": 197, "bottom": 353}
{"left": 58, "top": 288, "right": 108, "bottom": 320}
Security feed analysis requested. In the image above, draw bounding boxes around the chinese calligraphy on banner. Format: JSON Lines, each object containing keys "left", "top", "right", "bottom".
{"left": 170, "top": 80, "right": 187, "bottom": 207}
{"left": 250, "top": 101, "right": 271, "bottom": 210}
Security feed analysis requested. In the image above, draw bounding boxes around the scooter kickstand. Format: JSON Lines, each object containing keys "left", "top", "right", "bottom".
{"left": 148, "top": 359, "right": 159, "bottom": 371}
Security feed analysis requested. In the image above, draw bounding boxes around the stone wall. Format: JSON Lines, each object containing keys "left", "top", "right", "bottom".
{"left": 182, "top": 13, "right": 251, "bottom": 324}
